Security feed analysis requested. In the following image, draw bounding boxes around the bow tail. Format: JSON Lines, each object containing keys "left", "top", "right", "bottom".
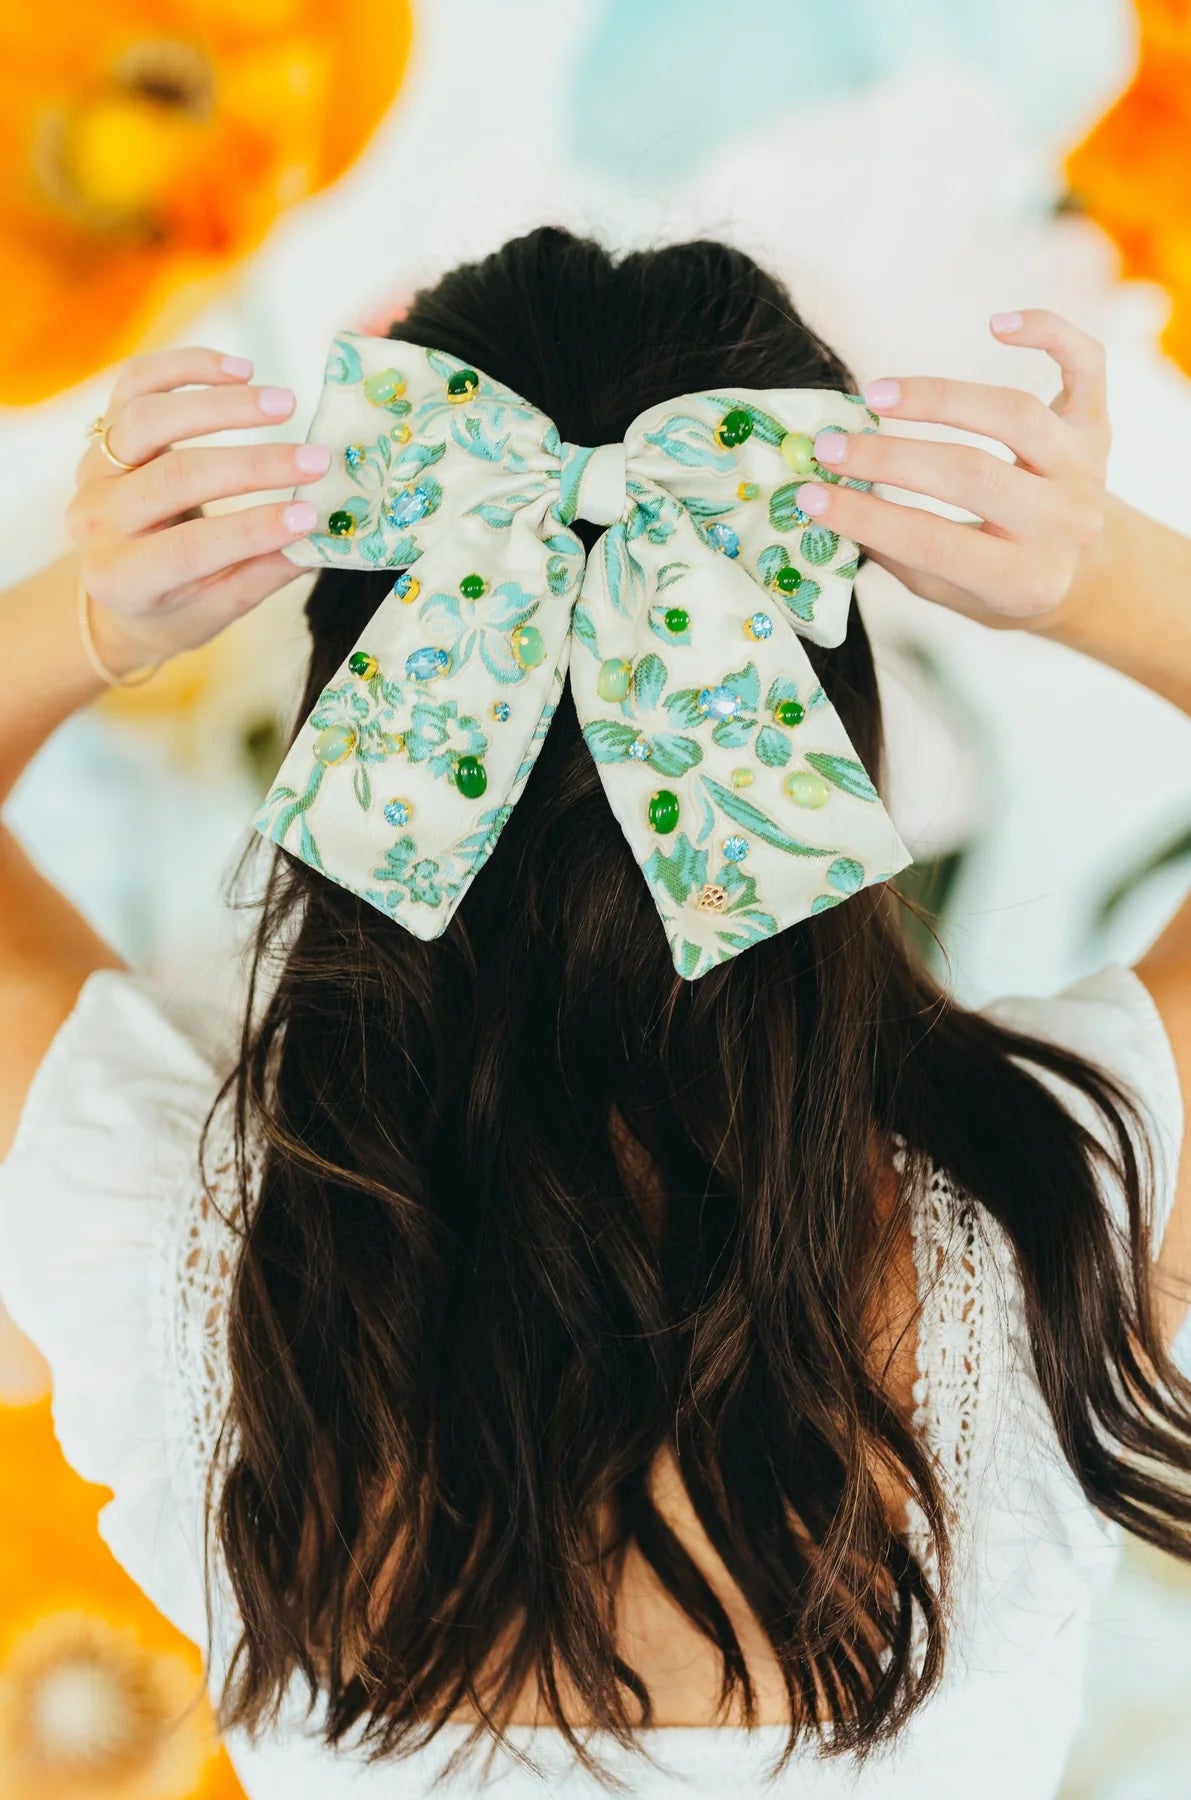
{"left": 569, "top": 515, "right": 912, "bottom": 980}
{"left": 254, "top": 535, "right": 573, "bottom": 938}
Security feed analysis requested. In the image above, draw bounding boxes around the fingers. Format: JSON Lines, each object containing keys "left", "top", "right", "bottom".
{"left": 989, "top": 307, "right": 1109, "bottom": 430}
{"left": 84, "top": 501, "right": 317, "bottom": 613}
{"left": 825, "top": 312, "right": 1109, "bottom": 625}
{"left": 70, "top": 440, "right": 331, "bottom": 539}
{"left": 106, "top": 345, "right": 255, "bottom": 413}
{"left": 78, "top": 348, "right": 273, "bottom": 484}
{"left": 71, "top": 345, "right": 315, "bottom": 664}
{"left": 154, "top": 552, "right": 304, "bottom": 648}
{"left": 861, "top": 310, "right": 1109, "bottom": 473}
{"left": 89, "top": 552, "right": 302, "bottom": 671}
{"left": 93, "top": 381, "right": 297, "bottom": 473}
{"left": 791, "top": 481, "right": 1075, "bottom": 620}
{"left": 812, "top": 430, "right": 1086, "bottom": 538}
{"left": 860, "top": 373, "right": 1076, "bottom": 476}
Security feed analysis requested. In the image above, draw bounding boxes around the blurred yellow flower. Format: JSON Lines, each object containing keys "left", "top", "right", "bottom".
{"left": 0, "top": 1400, "right": 243, "bottom": 1799}
{"left": 0, "top": 0, "right": 414, "bottom": 404}
{"left": 1066, "top": 0, "right": 1191, "bottom": 373}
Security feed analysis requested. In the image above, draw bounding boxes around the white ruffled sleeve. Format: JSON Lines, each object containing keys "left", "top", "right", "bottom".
{"left": 983, "top": 962, "right": 1185, "bottom": 1258}
{"left": 0, "top": 968, "right": 238, "bottom": 1649}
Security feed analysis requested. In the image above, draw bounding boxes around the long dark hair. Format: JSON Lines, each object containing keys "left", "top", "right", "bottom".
{"left": 212, "top": 227, "right": 1191, "bottom": 1776}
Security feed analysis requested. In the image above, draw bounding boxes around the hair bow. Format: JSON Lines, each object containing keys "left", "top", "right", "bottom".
{"left": 255, "top": 331, "right": 911, "bottom": 979}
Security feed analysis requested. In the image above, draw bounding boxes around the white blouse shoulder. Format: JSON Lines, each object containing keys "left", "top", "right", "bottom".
{"left": 983, "top": 962, "right": 1184, "bottom": 1250}
{"left": 0, "top": 971, "right": 243, "bottom": 1646}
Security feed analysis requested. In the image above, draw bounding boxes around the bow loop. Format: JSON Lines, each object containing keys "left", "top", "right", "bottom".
{"left": 256, "top": 331, "right": 910, "bottom": 978}
{"left": 558, "top": 441, "right": 627, "bottom": 526}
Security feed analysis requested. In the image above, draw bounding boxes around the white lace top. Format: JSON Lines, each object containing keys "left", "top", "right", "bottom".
{"left": 0, "top": 964, "right": 1183, "bottom": 1800}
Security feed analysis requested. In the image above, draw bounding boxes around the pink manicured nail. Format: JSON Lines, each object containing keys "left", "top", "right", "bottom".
{"left": 990, "top": 311, "right": 1024, "bottom": 335}
{"left": 283, "top": 501, "right": 317, "bottom": 534}
{"left": 295, "top": 442, "right": 331, "bottom": 475}
{"left": 864, "top": 379, "right": 901, "bottom": 410}
{"left": 220, "top": 354, "right": 253, "bottom": 379}
{"left": 797, "top": 483, "right": 831, "bottom": 518}
{"left": 258, "top": 386, "right": 295, "bottom": 417}
{"left": 814, "top": 430, "right": 847, "bottom": 465}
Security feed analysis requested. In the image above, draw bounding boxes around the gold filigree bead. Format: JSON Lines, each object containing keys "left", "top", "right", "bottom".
{"left": 695, "top": 883, "right": 728, "bottom": 913}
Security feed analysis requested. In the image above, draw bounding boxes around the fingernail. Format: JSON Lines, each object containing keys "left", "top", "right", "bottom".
{"left": 797, "top": 483, "right": 831, "bottom": 518}
{"left": 283, "top": 501, "right": 317, "bottom": 534}
{"left": 990, "top": 311, "right": 1024, "bottom": 335}
{"left": 220, "top": 354, "right": 254, "bottom": 379}
{"left": 864, "top": 379, "right": 901, "bottom": 410}
{"left": 259, "top": 386, "right": 295, "bottom": 417}
{"left": 814, "top": 430, "right": 848, "bottom": 466}
{"left": 295, "top": 442, "right": 331, "bottom": 475}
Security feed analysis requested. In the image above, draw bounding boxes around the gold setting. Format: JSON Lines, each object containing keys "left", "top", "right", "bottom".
{"left": 695, "top": 884, "right": 729, "bottom": 913}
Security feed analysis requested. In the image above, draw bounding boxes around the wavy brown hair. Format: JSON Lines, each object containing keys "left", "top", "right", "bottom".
{"left": 211, "top": 227, "right": 1191, "bottom": 1779}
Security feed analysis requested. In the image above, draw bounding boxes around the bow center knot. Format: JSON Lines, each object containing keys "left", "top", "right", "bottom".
{"left": 558, "top": 441, "right": 627, "bottom": 527}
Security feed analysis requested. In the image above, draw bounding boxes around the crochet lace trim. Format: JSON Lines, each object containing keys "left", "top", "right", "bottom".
{"left": 171, "top": 1113, "right": 253, "bottom": 1508}
{"left": 900, "top": 1147, "right": 993, "bottom": 1672}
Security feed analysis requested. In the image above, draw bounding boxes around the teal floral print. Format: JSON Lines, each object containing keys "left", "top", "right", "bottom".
{"left": 257, "top": 332, "right": 911, "bottom": 977}
{"left": 310, "top": 677, "right": 400, "bottom": 759}
{"left": 659, "top": 662, "right": 829, "bottom": 770}
{"left": 643, "top": 414, "right": 737, "bottom": 471}
{"left": 626, "top": 486, "right": 681, "bottom": 546}
{"left": 642, "top": 832, "right": 781, "bottom": 980}
{"left": 369, "top": 836, "right": 448, "bottom": 910}
{"left": 306, "top": 429, "right": 446, "bottom": 568}
{"left": 402, "top": 698, "right": 488, "bottom": 779}
{"left": 304, "top": 675, "right": 406, "bottom": 811}
{"left": 419, "top": 580, "right": 546, "bottom": 684}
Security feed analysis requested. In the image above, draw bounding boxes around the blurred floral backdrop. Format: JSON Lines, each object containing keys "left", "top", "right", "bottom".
{"left": 1, "top": 2, "right": 1190, "bottom": 1796}
{"left": 0, "top": 0, "right": 413, "bottom": 401}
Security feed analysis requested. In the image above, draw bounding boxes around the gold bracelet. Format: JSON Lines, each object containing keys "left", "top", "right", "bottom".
{"left": 77, "top": 575, "right": 160, "bottom": 689}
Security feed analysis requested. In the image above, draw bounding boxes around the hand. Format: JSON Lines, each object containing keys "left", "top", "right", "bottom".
{"left": 796, "top": 310, "right": 1111, "bottom": 628}
{"left": 67, "top": 347, "right": 329, "bottom": 676}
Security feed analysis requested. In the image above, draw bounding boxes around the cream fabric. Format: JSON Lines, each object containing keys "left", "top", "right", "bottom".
{"left": 257, "top": 332, "right": 910, "bottom": 977}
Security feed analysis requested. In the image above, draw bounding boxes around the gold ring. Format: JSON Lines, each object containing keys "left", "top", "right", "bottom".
{"left": 85, "top": 415, "right": 139, "bottom": 472}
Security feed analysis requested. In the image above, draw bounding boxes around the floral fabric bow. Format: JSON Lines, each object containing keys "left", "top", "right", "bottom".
{"left": 256, "top": 331, "right": 911, "bottom": 979}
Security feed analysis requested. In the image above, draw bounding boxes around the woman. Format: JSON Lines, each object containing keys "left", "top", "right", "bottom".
{"left": 0, "top": 229, "right": 1188, "bottom": 1798}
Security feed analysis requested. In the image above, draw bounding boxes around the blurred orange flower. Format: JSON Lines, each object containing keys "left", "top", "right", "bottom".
{"left": 1066, "top": 0, "right": 1191, "bottom": 372}
{"left": 0, "top": 0, "right": 414, "bottom": 404}
{"left": 0, "top": 1399, "right": 243, "bottom": 1799}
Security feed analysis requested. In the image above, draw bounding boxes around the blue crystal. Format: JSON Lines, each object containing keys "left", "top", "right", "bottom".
{"left": 706, "top": 523, "right": 740, "bottom": 557}
{"left": 406, "top": 646, "right": 449, "bottom": 681}
{"left": 385, "top": 484, "right": 430, "bottom": 529}
{"left": 747, "top": 611, "right": 773, "bottom": 640}
{"left": 384, "top": 800, "right": 410, "bottom": 827}
{"left": 722, "top": 835, "right": 749, "bottom": 863}
{"left": 698, "top": 685, "right": 741, "bottom": 721}
{"left": 627, "top": 737, "right": 650, "bottom": 762}
{"left": 344, "top": 442, "right": 366, "bottom": 472}
{"left": 392, "top": 571, "right": 416, "bottom": 600}
{"left": 491, "top": 700, "right": 510, "bottom": 722}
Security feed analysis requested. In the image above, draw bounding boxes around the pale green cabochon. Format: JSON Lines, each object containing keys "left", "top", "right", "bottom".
{"left": 256, "top": 332, "right": 910, "bottom": 978}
